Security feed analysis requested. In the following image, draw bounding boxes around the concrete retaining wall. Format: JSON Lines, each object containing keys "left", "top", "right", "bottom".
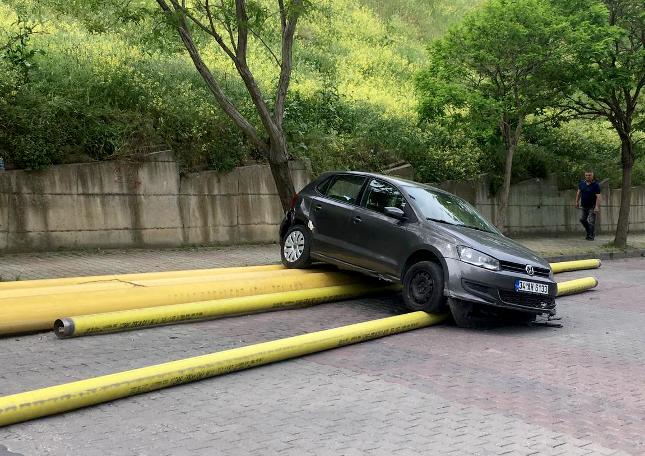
{"left": 437, "top": 174, "right": 645, "bottom": 235}
{"left": 3, "top": 157, "right": 643, "bottom": 252}
{"left": 0, "top": 152, "right": 310, "bottom": 252}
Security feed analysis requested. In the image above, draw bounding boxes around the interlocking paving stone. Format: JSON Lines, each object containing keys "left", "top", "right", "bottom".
{"left": 0, "top": 247, "right": 643, "bottom": 455}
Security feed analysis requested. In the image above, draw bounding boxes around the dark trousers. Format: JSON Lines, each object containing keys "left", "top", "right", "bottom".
{"left": 580, "top": 207, "right": 597, "bottom": 239}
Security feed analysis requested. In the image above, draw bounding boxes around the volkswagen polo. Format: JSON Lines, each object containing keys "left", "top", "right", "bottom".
{"left": 279, "top": 171, "right": 557, "bottom": 326}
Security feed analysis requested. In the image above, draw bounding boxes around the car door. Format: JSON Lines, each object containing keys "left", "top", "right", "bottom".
{"left": 309, "top": 174, "right": 367, "bottom": 262}
{"left": 344, "top": 178, "right": 415, "bottom": 276}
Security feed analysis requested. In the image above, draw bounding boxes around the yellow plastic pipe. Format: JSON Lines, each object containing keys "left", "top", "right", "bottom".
{"left": 556, "top": 277, "right": 598, "bottom": 296}
{"left": 0, "top": 271, "right": 359, "bottom": 335}
{"left": 53, "top": 276, "right": 599, "bottom": 338}
{"left": 0, "top": 311, "right": 447, "bottom": 427}
{"left": 0, "top": 268, "right": 318, "bottom": 300}
{"left": 55, "top": 284, "right": 401, "bottom": 338}
{"left": 550, "top": 259, "right": 601, "bottom": 274}
{"left": 0, "top": 264, "right": 285, "bottom": 291}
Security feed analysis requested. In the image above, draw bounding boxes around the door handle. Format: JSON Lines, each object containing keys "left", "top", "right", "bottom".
{"left": 313, "top": 204, "right": 322, "bottom": 211}
{"left": 352, "top": 216, "right": 362, "bottom": 224}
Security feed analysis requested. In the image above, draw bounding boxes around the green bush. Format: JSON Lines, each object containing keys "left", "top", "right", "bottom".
{"left": 521, "top": 120, "right": 645, "bottom": 188}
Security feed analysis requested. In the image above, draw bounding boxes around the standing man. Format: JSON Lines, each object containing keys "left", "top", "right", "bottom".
{"left": 575, "top": 170, "right": 601, "bottom": 240}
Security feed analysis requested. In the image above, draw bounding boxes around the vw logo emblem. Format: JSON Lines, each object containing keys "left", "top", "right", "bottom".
{"left": 525, "top": 265, "right": 535, "bottom": 276}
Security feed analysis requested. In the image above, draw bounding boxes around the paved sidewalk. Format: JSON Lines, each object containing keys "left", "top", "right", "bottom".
{"left": 1, "top": 233, "right": 644, "bottom": 281}
{"left": 0, "top": 244, "right": 279, "bottom": 281}
{"left": 518, "top": 232, "right": 645, "bottom": 261}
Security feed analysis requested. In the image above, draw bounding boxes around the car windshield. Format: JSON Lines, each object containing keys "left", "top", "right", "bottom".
{"left": 404, "top": 186, "right": 498, "bottom": 234}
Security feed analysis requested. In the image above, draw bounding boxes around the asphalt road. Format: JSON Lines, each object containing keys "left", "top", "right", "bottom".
{"left": 0, "top": 257, "right": 643, "bottom": 455}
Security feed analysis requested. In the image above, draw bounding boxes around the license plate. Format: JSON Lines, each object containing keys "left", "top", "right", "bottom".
{"left": 515, "top": 280, "right": 549, "bottom": 295}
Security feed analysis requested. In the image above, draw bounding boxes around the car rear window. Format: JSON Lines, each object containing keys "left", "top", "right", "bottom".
{"left": 325, "top": 175, "right": 365, "bottom": 204}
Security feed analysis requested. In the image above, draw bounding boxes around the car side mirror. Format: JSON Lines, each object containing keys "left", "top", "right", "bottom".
{"left": 384, "top": 207, "right": 406, "bottom": 220}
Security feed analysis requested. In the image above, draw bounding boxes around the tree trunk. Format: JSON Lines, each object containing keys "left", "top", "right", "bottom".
{"left": 156, "top": 0, "right": 298, "bottom": 213}
{"left": 496, "top": 117, "right": 522, "bottom": 234}
{"left": 496, "top": 143, "right": 515, "bottom": 234}
{"left": 268, "top": 135, "right": 296, "bottom": 212}
{"left": 613, "top": 135, "right": 634, "bottom": 248}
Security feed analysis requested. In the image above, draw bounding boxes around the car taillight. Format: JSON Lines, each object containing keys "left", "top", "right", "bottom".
{"left": 290, "top": 193, "right": 299, "bottom": 209}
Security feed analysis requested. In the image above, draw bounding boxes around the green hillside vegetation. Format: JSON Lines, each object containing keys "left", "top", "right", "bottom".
{"left": 0, "top": 0, "right": 641, "bottom": 188}
{"left": 361, "top": 0, "right": 482, "bottom": 41}
{"left": 0, "top": 0, "right": 447, "bottom": 171}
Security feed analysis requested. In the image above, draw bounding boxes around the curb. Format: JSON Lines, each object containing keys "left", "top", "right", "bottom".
{"left": 544, "top": 249, "right": 645, "bottom": 263}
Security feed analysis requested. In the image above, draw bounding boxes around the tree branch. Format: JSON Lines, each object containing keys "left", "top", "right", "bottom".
{"left": 168, "top": 0, "right": 238, "bottom": 63}
{"left": 235, "top": 0, "right": 248, "bottom": 63}
{"left": 212, "top": 4, "right": 276, "bottom": 146}
{"left": 278, "top": 0, "right": 287, "bottom": 34}
{"left": 562, "top": 96, "right": 611, "bottom": 119}
{"left": 218, "top": 0, "right": 237, "bottom": 52}
{"left": 157, "top": 0, "right": 268, "bottom": 154}
{"left": 631, "top": 71, "right": 645, "bottom": 107}
{"left": 248, "top": 25, "right": 281, "bottom": 67}
{"left": 275, "top": 0, "right": 301, "bottom": 126}
{"left": 156, "top": 0, "right": 172, "bottom": 13}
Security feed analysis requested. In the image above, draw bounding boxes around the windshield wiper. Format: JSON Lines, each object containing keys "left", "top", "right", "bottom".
{"left": 426, "top": 218, "right": 494, "bottom": 233}
{"left": 426, "top": 218, "right": 462, "bottom": 226}
{"left": 461, "top": 225, "right": 495, "bottom": 234}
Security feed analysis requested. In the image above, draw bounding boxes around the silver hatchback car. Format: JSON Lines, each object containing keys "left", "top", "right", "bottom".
{"left": 279, "top": 171, "right": 557, "bottom": 326}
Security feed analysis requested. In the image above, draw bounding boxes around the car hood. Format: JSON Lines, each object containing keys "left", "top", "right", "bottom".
{"left": 431, "top": 223, "right": 550, "bottom": 268}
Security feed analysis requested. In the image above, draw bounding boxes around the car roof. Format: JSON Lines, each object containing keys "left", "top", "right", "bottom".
{"left": 318, "top": 170, "right": 451, "bottom": 196}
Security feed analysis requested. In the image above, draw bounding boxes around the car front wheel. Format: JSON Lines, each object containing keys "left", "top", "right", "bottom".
{"left": 448, "top": 299, "right": 491, "bottom": 328}
{"left": 402, "top": 261, "right": 446, "bottom": 312}
{"left": 281, "top": 225, "right": 312, "bottom": 268}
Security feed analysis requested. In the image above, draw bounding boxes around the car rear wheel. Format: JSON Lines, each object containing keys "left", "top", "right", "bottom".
{"left": 281, "top": 225, "right": 312, "bottom": 269}
{"left": 402, "top": 261, "right": 446, "bottom": 312}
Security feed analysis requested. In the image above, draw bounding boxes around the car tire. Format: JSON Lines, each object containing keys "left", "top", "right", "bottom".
{"left": 448, "top": 298, "right": 502, "bottom": 329}
{"left": 281, "top": 225, "right": 312, "bottom": 269}
{"left": 402, "top": 261, "right": 446, "bottom": 312}
{"left": 448, "top": 299, "right": 495, "bottom": 328}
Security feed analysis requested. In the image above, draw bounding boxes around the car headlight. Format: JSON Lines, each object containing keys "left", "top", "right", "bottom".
{"left": 457, "top": 246, "right": 500, "bottom": 271}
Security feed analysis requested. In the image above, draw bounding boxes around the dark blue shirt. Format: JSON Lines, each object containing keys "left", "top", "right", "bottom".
{"left": 579, "top": 180, "right": 601, "bottom": 209}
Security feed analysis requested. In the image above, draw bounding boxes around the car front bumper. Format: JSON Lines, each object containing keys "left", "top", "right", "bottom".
{"left": 444, "top": 258, "right": 557, "bottom": 315}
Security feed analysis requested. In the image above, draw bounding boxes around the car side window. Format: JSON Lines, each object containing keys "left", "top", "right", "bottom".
{"left": 324, "top": 175, "right": 366, "bottom": 204}
{"left": 362, "top": 179, "right": 406, "bottom": 214}
{"left": 316, "top": 176, "right": 333, "bottom": 194}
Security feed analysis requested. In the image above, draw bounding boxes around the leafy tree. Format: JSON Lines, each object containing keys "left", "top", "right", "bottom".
{"left": 0, "top": 16, "right": 49, "bottom": 169}
{"left": 155, "top": 0, "right": 308, "bottom": 211}
{"left": 415, "top": 0, "right": 600, "bottom": 231}
{"left": 560, "top": 0, "right": 645, "bottom": 247}
{"left": 1, "top": 16, "right": 41, "bottom": 83}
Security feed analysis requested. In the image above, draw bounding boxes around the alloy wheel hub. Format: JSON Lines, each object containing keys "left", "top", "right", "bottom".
{"left": 283, "top": 230, "right": 305, "bottom": 263}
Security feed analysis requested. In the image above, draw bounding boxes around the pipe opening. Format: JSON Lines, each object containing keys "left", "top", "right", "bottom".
{"left": 53, "top": 318, "right": 74, "bottom": 338}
